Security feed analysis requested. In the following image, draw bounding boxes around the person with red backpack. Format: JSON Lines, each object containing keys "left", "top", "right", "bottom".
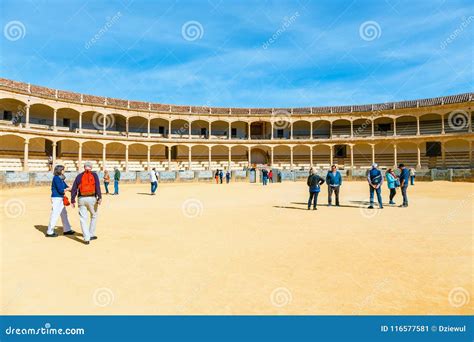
{"left": 71, "top": 161, "right": 102, "bottom": 244}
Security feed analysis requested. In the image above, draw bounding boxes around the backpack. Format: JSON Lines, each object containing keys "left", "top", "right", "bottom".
{"left": 79, "top": 171, "right": 96, "bottom": 196}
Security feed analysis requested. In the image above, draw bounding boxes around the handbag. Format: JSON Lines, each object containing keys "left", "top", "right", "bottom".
{"left": 63, "top": 195, "right": 70, "bottom": 206}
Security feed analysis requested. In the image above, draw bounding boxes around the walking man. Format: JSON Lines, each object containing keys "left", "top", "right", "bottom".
{"left": 307, "top": 168, "right": 325, "bottom": 210}
{"left": 225, "top": 170, "right": 231, "bottom": 184}
{"left": 150, "top": 167, "right": 158, "bottom": 195}
{"left": 409, "top": 167, "right": 416, "bottom": 186}
{"left": 326, "top": 165, "right": 342, "bottom": 206}
{"left": 367, "top": 163, "right": 383, "bottom": 209}
{"left": 398, "top": 163, "right": 410, "bottom": 207}
{"left": 113, "top": 166, "right": 121, "bottom": 195}
{"left": 262, "top": 168, "right": 269, "bottom": 185}
{"left": 71, "top": 162, "right": 102, "bottom": 244}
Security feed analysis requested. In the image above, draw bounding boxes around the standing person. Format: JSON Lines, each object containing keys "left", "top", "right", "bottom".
{"left": 48, "top": 155, "right": 53, "bottom": 171}
{"left": 262, "top": 168, "right": 269, "bottom": 185}
{"left": 385, "top": 168, "right": 398, "bottom": 205}
{"left": 307, "top": 168, "right": 325, "bottom": 210}
{"left": 367, "top": 163, "right": 383, "bottom": 209}
{"left": 103, "top": 170, "right": 110, "bottom": 195}
{"left": 409, "top": 167, "right": 416, "bottom": 185}
{"left": 225, "top": 170, "right": 231, "bottom": 184}
{"left": 219, "top": 169, "right": 224, "bottom": 184}
{"left": 113, "top": 166, "right": 121, "bottom": 195}
{"left": 150, "top": 167, "right": 158, "bottom": 195}
{"left": 214, "top": 170, "right": 219, "bottom": 184}
{"left": 398, "top": 163, "right": 410, "bottom": 207}
{"left": 71, "top": 162, "right": 102, "bottom": 244}
{"left": 268, "top": 169, "right": 273, "bottom": 183}
{"left": 326, "top": 165, "right": 342, "bottom": 206}
{"left": 46, "top": 165, "right": 75, "bottom": 237}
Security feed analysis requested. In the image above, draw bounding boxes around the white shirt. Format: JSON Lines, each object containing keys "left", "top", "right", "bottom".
{"left": 149, "top": 170, "right": 158, "bottom": 182}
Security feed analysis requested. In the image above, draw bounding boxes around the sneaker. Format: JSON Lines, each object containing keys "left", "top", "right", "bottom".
{"left": 84, "top": 241, "right": 90, "bottom": 245}
{"left": 389, "top": 201, "right": 395, "bottom": 205}
{"left": 46, "top": 233, "right": 58, "bottom": 237}
{"left": 90, "top": 236, "right": 98, "bottom": 240}
{"left": 336, "top": 203, "right": 340, "bottom": 207}
{"left": 367, "top": 206, "right": 374, "bottom": 209}
{"left": 313, "top": 207, "right": 317, "bottom": 210}
{"left": 328, "top": 203, "right": 332, "bottom": 207}
{"left": 379, "top": 206, "right": 384, "bottom": 209}
{"left": 63, "top": 230, "right": 75, "bottom": 236}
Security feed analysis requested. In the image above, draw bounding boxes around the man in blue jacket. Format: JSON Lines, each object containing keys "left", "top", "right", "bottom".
{"left": 326, "top": 164, "right": 342, "bottom": 206}
{"left": 398, "top": 163, "right": 409, "bottom": 207}
{"left": 367, "top": 163, "right": 383, "bottom": 209}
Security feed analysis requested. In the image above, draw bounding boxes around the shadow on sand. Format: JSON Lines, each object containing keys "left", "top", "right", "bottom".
{"left": 34, "top": 225, "right": 87, "bottom": 245}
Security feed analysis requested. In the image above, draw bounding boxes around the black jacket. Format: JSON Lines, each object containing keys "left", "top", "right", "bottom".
{"left": 307, "top": 174, "right": 325, "bottom": 191}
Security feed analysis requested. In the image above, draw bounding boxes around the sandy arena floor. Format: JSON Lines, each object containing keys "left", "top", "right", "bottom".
{"left": 0, "top": 180, "right": 472, "bottom": 315}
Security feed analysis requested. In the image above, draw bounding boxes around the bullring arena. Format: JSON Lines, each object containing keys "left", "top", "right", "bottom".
{"left": 0, "top": 78, "right": 473, "bottom": 315}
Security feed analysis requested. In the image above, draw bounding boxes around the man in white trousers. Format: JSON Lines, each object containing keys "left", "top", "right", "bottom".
{"left": 70, "top": 162, "right": 102, "bottom": 244}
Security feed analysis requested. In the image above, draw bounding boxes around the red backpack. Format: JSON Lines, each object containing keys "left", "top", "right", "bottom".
{"left": 79, "top": 171, "right": 96, "bottom": 196}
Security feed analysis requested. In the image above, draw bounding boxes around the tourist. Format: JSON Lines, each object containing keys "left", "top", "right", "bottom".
{"left": 268, "top": 169, "right": 273, "bottom": 183}
{"left": 385, "top": 168, "right": 398, "bottom": 205}
{"left": 326, "top": 165, "right": 342, "bottom": 206}
{"left": 46, "top": 165, "right": 75, "bottom": 237}
{"left": 367, "top": 163, "right": 383, "bottom": 209}
{"left": 215, "top": 170, "right": 219, "bottom": 184}
{"left": 103, "top": 169, "right": 110, "bottom": 194}
{"left": 71, "top": 162, "right": 102, "bottom": 244}
{"left": 398, "top": 163, "right": 410, "bottom": 207}
{"left": 225, "top": 170, "right": 231, "bottom": 183}
{"left": 409, "top": 167, "right": 416, "bottom": 185}
{"left": 219, "top": 169, "right": 224, "bottom": 184}
{"left": 150, "top": 167, "right": 158, "bottom": 195}
{"left": 113, "top": 166, "right": 121, "bottom": 195}
{"left": 48, "top": 155, "right": 53, "bottom": 171}
{"left": 262, "top": 168, "right": 269, "bottom": 185}
{"left": 307, "top": 168, "right": 325, "bottom": 210}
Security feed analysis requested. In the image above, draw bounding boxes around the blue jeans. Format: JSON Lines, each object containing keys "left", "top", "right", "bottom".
{"left": 114, "top": 180, "right": 119, "bottom": 194}
{"left": 151, "top": 181, "right": 157, "bottom": 194}
{"left": 401, "top": 186, "right": 408, "bottom": 206}
{"left": 410, "top": 176, "right": 415, "bottom": 185}
{"left": 308, "top": 191, "right": 319, "bottom": 208}
{"left": 104, "top": 182, "right": 109, "bottom": 194}
{"left": 369, "top": 186, "right": 383, "bottom": 208}
{"left": 263, "top": 176, "right": 268, "bottom": 185}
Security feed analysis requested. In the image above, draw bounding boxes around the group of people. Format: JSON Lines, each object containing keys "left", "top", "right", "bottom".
{"left": 102, "top": 167, "right": 121, "bottom": 195}
{"left": 214, "top": 169, "right": 231, "bottom": 184}
{"left": 306, "top": 163, "right": 413, "bottom": 210}
{"left": 261, "top": 169, "right": 274, "bottom": 185}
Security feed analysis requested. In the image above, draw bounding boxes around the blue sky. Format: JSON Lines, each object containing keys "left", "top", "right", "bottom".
{"left": 0, "top": 0, "right": 472, "bottom": 107}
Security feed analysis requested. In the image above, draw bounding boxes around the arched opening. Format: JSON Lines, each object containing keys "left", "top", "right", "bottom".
{"left": 293, "top": 121, "right": 311, "bottom": 139}
{"left": 444, "top": 139, "right": 470, "bottom": 168}
{"left": 333, "top": 143, "right": 350, "bottom": 168}
{"left": 397, "top": 142, "right": 419, "bottom": 168}
{"left": 272, "top": 118, "right": 291, "bottom": 139}
{"left": 170, "top": 119, "right": 190, "bottom": 138}
{"left": 57, "top": 139, "right": 79, "bottom": 171}
{"left": 312, "top": 145, "right": 331, "bottom": 168}
{"left": 82, "top": 141, "right": 103, "bottom": 171}
{"left": 29, "top": 137, "right": 54, "bottom": 171}
{"left": 332, "top": 119, "right": 351, "bottom": 138}
{"left": 0, "top": 134, "right": 25, "bottom": 171}
{"left": 373, "top": 117, "right": 394, "bottom": 136}
{"left": 230, "top": 121, "right": 248, "bottom": 139}
{"left": 211, "top": 145, "right": 229, "bottom": 170}
{"left": 128, "top": 143, "right": 148, "bottom": 171}
{"left": 128, "top": 116, "right": 148, "bottom": 136}
{"left": 250, "top": 145, "right": 270, "bottom": 167}
{"left": 149, "top": 144, "right": 167, "bottom": 170}
{"left": 191, "top": 120, "right": 209, "bottom": 139}
{"left": 150, "top": 117, "right": 169, "bottom": 137}
{"left": 211, "top": 120, "right": 229, "bottom": 139}
{"left": 374, "top": 142, "right": 394, "bottom": 169}
{"left": 293, "top": 145, "right": 311, "bottom": 169}
{"left": 419, "top": 113, "right": 442, "bottom": 135}
{"left": 30, "top": 103, "right": 54, "bottom": 128}
{"left": 250, "top": 121, "right": 271, "bottom": 139}
{"left": 313, "top": 120, "right": 330, "bottom": 139}
{"left": 104, "top": 142, "right": 126, "bottom": 171}
{"left": 106, "top": 113, "right": 127, "bottom": 135}
{"left": 353, "top": 143, "right": 373, "bottom": 168}
{"left": 56, "top": 108, "right": 80, "bottom": 132}
{"left": 395, "top": 116, "right": 417, "bottom": 136}
{"left": 273, "top": 145, "right": 290, "bottom": 168}
{"left": 0, "top": 98, "right": 28, "bottom": 126}
{"left": 353, "top": 118, "right": 373, "bottom": 138}
{"left": 81, "top": 111, "right": 104, "bottom": 133}
{"left": 190, "top": 145, "right": 209, "bottom": 170}
{"left": 230, "top": 145, "right": 248, "bottom": 169}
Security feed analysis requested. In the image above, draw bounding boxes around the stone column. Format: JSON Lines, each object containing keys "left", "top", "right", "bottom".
{"left": 52, "top": 141, "right": 57, "bottom": 166}
{"left": 147, "top": 145, "right": 151, "bottom": 171}
{"left": 290, "top": 122, "right": 293, "bottom": 140}
{"left": 371, "top": 120, "right": 375, "bottom": 137}
{"left": 228, "top": 146, "right": 231, "bottom": 169}
{"left": 208, "top": 146, "right": 212, "bottom": 170}
{"left": 126, "top": 117, "right": 129, "bottom": 136}
{"left": 329, "top": 145, "right": 333, "bottom": 165}
{"left": 247, "top": 122, "right": 251, "bottom": 139}
{"left": 350, "top": 121, "right": 354, "bottom": 138}
{"left": 167, "top": 146, "right": 172, "bottom": 170}
{"left": 290, "top": 146, "right": 293, "bottom": 170}
{"left": 270, "top": 146, "right": 274, "bottom": 166}
{"left": 125, "top": 145, "right": 129, "bottom": 171}
{"left": 147, "top": 119, "right": 151, "bottom": 138}
{"left": 168, "top": 121, "right": 172, "bottom": 138}
{"left": 248, "top": 146, "right": 252, "bottom": 167}
{"left": 53, "top": 109, "right": 57, "bottom": 131}
{"left": 393, "top": 144, "right": 397, "bottom": 168}
{"left": 441, "top": 141, "right": 446, "bottom": 167}
{"left": 78, "top": 143, "right": 82, "bottom": 169}
{"left": 310, "top": 121, "right": 313, "bottom": 139}
{"left": 441, "top": 114, "right": 445, "bottom": 134}
{"left": 208, "top": 122, "right": 212, "bottom": 139}
{"left": 102, "top": 144, "right": 107, "bottom": 171}
{"left": 393, "top": 118, "right": 397, "bottom": 136}
{"left": 23, "top": 140, "right": 29, "bottom": 171}
{"left": 271, "top": 122, "right": 274, "bottom": 140}
{"left": 417, "top": 144, "right": 422, "bottom": 169}
{"left": 25, "top": 105, "right": 30, "bottom": 128}
{"left": 228, "top": 122, "right": 232, "bottom": 140}
{"left": 416, "top": 116, "right": 420, "bottom": 135}
{"left": 329, "top": 122, "right": 333, "bottom": 139}
{"left": 309, "top": 145, "right": 313, "bottom": 167}
{"left": 350, "top": 144, "right": 354, "bottom": 169}
{"left": 79, "top": 112, "right": 83, "bottom": 133}
{"left": 103, "top": 114, "right": 107, "bottom": 135}
{"left": 371, "top": 144, "right": 375, "bottom": 164}
{"left": 188, "top": 121, "right": 191, "bottom": 139}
